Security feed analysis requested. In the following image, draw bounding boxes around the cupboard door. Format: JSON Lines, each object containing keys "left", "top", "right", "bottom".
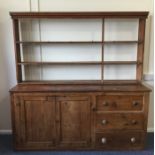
{"left": 13, "top": 95, "right": 56, "bottom": 149}
{"left": 56, "top": 96, "right": 91, "bottom": 148}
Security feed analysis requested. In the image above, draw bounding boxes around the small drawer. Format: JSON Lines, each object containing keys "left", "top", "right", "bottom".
{"left": 96, "top": 113, "right": 144, "bottom": 130}
{"left": 95, "top": 131, "right": 145, "bottom": 149}
{"left": 96, "top": 95, "right": 143, "bottom": 111}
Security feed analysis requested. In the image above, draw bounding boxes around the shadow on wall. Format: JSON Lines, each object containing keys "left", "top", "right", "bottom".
{"left": 0, "top": 11, "right": 16, "bottom": 130}
{"left": 0, "top": 97, "right": 11, "bottom": 130}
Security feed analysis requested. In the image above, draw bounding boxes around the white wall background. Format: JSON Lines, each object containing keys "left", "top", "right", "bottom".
{"left": 0, "top": 0, "right": 154, "bottom": 132}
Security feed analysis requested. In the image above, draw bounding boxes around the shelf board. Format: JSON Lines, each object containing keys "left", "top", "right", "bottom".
{"left": 16, "top": 40, "right": 142, "bottom": 44}
{"left": 20, "top": 80, "right": 140, "bottom": 85}
{"left": 104, "top": 41, "right": 142, "bottom": 44}
{"left": 16, "top": 41, "right": 103, "bottom": 44}
{"left": 104, "top": 61, "right": 142, "bottom": 65}
{"left": 18, "top": 61, "right": 142, "bottom": 65}
{"left": 18, "top": 61, "right": 102, "bottom": 65}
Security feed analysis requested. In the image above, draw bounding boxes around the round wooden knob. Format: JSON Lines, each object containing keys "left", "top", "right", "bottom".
{"left": 92, "top": 106, "right": 96, "bottom": 111}
{"left": 133, "top": 101, "right": 139, "bottom": 106}
{"left": 103, "top": 102, "right": 109, "bottom": 106}
{"left": 131, "top": 120, "right": 138, "bottom": 125}
{"left": 131, "top": 137, "right": 136, "bottom": 143}
{"left": 101, "top": 137, "right": 106, "bottom": 144}
{"left": 102, "top": 120, "right": 107, "bottom": 125}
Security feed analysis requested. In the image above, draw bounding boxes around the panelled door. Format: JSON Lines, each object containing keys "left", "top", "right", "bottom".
{"left": 13, "top": 94, "right": 56, "bottom": 149}
{"left": 56, "top": 96, "right": 91, "bottom": 148}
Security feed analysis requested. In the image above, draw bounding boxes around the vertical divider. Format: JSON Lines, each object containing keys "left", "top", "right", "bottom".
{"left": 136, "top": 18, "right": 146, "bottom": 81}
{"left": 101, "top": 18, "right": 104, "bottom": 83}
{"left": 38, "top": 0, "right": 43, "bottom": 81}
{"left": 38, "top": 19, "right": 43, "bottom": 80}
{"left": 29, "top": 0, "right": 33, "bottom": 81}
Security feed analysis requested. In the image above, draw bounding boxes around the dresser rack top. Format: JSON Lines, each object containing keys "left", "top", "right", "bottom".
{"left": 10, "top": 11, "right": 149, "bottom": 19}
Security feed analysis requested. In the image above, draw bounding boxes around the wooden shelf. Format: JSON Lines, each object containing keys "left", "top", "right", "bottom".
{"left": 104, "top": 41, "right": 143, "bottom": 44}
{"left": 18, "top": 61, "right": 102, "bottom": 65}
{"left": 16, "top": 41, "right": 102, "bottom": 44}
{"left": 16, "top": 41, "right": 142, "bottom": 44}
{"left": 20, "top": 80, "right": 140, "bottom": 85}
{"left": 104, "top": 61, "right": 142, "bottom": 65}
{"left": 18, "top": 61, "right": 142, "bottom": 65}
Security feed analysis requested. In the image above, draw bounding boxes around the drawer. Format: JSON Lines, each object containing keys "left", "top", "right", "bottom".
{"left": 95, "top": 131, "right": 145, "bottom": 149}
{"left": 96, "top": 113, "right": 144, "bottom": 130}
{"left": 96, "top": 95, "right": 143, "bottom": 111}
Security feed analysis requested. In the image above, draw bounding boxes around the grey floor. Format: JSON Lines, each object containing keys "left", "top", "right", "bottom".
{"left": 0, "top": 133, "right": 154, "bottom": 155}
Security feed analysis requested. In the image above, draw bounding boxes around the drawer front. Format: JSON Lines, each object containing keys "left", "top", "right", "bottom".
{"left": 96, "top": 113, "right": 144, "bottom": 130}
{"left": 95, "top": 131, "right": 145, "bottom": 149}
{"left": 96, "top": 95, "right": 143, "bottom": 111}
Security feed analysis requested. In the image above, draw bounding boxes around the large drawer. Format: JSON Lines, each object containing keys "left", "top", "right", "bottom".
{"left": 95, "top": 131, "right": 145, "bottom": 149}
{"left": 96, "top": 95, "right": 143, "bottom": 111}
{"left": 96, "top": 113, "right": 144, "bottom": 130}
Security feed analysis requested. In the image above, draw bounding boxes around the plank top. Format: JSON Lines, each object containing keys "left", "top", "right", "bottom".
{"left": 10, "top": 12, "right": 149, "bottom": 19}
{"left": 10, "top": 83, "right": 151, "bottom": 93}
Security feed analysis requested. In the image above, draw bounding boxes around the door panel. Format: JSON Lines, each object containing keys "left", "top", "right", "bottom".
{"left": 13, "top": 95, "right": 56, "bottom": 148}
{"left": 56, "top": 96, "right": 91, "bottom": 147}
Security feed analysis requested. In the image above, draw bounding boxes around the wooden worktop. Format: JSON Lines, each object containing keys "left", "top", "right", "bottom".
{"left": 10, "top": 83, "right": 151, "bottom": 93}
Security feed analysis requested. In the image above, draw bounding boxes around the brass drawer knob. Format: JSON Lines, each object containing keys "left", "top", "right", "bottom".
{"left": 133, "top": 101, "right": 139, "bottom": 106}
{"left": 102, "top": 119, "right": 107, "bottom": 125}
{"left": 101, "top": 137, "right": 106, "bottom": 144}
{"left": 131, "top": 120, "right": 138, "bottom": 125}
{"left": 131, "top": 137, "right": 136, "bottom": 143}
{"left": 103, "top": 101, "right": 109, "bottom": 106}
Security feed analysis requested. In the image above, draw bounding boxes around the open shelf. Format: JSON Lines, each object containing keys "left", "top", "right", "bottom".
{"left": 20, "top": 80, "right": 140, "bottom": 85}
{"left": 103, "top": 41, "right": 143, "bottom": 44}
{"left": 16, "top": 40, "right": 142, "bottom": 44}
{"left": 16, "top": 41, "right": 102, "bottom": 44}
{"left": 18, "top": 61, "right": 142, "bottom": 65}
{"left": 104, "top": 61, "right": 141, "bottom": 65}
{"left": 18, "top": 61, "right": 102, "bottom": 65}
{"left": 11, "top": 12, "right": 148, "bottom": 83}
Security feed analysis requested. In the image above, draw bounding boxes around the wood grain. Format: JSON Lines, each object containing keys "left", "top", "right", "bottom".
{"left": 56, "top": 96, "right": 91, "bottom": 147}
{"left": 95, "top": 131, "right": 145, "bottom": 149}
{"left": 96, "top": 94, "right": 143, "bottom": 111}
{"left": 10, "top": 12, "right": 149, "bottom": 19}
{"left": 10, "top": 89, "right": 150, "bottom": 150}
{"left": 96, "top": 113, "right": 144, "bottom": 130}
